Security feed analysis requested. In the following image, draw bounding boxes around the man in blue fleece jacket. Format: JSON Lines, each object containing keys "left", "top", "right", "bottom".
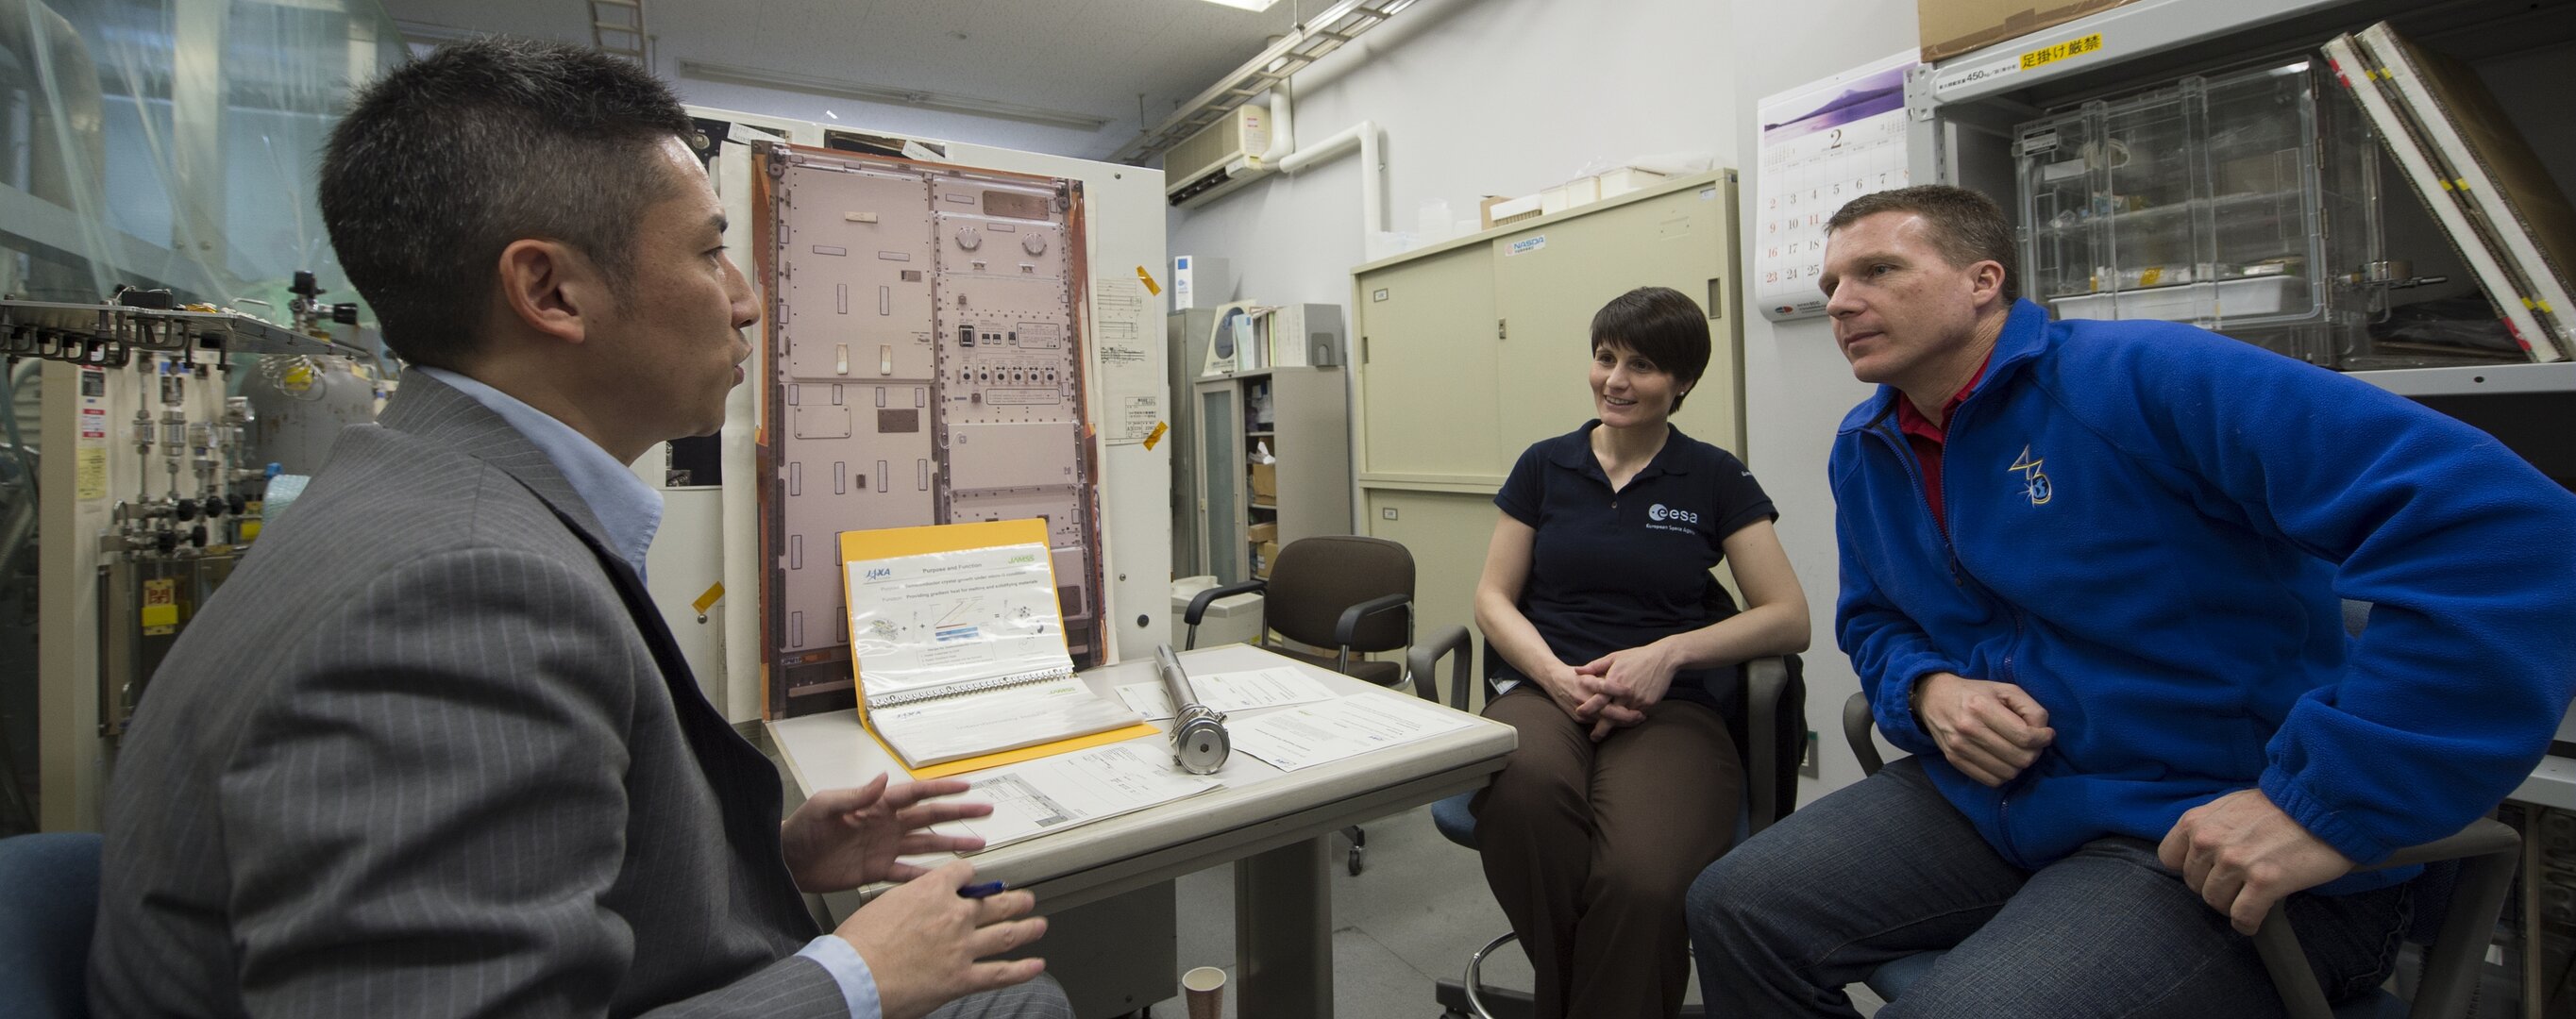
{"left": 1686, "top": 185, "right": 2576, "bottom": 1017}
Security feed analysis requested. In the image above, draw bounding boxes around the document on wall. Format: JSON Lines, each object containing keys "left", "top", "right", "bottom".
{"left": 1110, "top": 666, "right": 1340, "bottom": 720}
{"left": 1228, "top": 693, "right": 1477, "bottom": 772}
{"left": 935, "top": 741, "right": 1222, "bottom": 851}
{"left": 1755, "top": 50, "right": 1919, "bottom": 322}
{"left": 842, "top": 519, "right": 1156, "bottom": 777}
{"left": 1091, "top": 275, "right": 1162, "bottom": 444}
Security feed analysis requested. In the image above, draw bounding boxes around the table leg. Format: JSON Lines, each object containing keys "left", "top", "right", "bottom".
{"left": 1236, "top": 835, "right": 1332, "bottom": 1019}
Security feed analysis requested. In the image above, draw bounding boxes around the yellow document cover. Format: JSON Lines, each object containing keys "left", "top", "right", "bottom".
{"left": 838, "top": 519, "right": 1156, "bottom": 778}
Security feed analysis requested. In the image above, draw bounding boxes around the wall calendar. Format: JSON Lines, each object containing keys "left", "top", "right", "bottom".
{"left": 1756, "top": 51, "right": 1919, "bottom": 322}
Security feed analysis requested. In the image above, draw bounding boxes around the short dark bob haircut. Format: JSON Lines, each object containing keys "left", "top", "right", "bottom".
{"left": 1590, "top": 286, "right": 1712, "bottom": 414}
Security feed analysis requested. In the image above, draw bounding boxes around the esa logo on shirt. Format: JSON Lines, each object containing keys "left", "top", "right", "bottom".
{"left": 1647, "top": 503, "right": 1701, "bottom": 525}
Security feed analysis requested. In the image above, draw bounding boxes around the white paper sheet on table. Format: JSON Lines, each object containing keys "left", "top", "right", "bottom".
{"left": 933, "top": 741, "right": 1221, "bottom": 852}
{"left": 1227, "top": 693, "right": 1476, "bottom": 772}
{"left": 1111, "top": 667, "right": 1339, "bottom": 720}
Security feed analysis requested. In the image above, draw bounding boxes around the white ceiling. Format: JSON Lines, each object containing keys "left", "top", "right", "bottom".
{"left": 384, "top": 0, "right": 1317, "bottom": 160}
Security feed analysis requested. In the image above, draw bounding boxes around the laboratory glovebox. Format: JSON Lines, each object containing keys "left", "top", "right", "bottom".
{"left": 2013, "top": 58, "right": 2383, "bottom": 365}
{"left": 672, "top": 109, "right": 1170, "bottom": 724}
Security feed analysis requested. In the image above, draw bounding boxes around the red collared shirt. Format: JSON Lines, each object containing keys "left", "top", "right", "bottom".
{"left": 1893, "top": 355, "right": 1991, "bottom": 535}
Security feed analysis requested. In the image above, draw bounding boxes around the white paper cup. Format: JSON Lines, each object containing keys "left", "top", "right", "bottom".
{"left": 1182, "top": 965, "right": 1227, "bottom": 1019}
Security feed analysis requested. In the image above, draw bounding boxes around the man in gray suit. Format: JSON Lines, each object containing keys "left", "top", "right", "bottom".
{"left": 91, "top": 39, "right": 1069, "bottom": 1019}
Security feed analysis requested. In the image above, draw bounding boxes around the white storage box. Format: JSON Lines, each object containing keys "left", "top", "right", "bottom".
{"left": 1596, "top": 167, "right": 1669, "bottom": 198}
{"left": 2049, "top": 276, "right": 2313, "bottom": 323}
{"left": 1540, "top": 176, "right": 1600, "bottom": 215}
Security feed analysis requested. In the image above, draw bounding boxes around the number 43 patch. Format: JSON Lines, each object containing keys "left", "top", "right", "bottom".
{"left": 2009, "top": 446, "right": 2052, "bottom": 506}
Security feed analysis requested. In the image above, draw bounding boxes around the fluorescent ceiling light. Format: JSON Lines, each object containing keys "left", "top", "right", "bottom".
{"left": 678, "top": 59, "right": 1112, "bottom": 131}
{"left": 1197, "top": 0, "right": 1285, "bottom": 9}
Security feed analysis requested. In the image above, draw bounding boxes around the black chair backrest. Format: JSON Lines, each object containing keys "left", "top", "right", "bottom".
{"left": 0, "top": 831, "right": 104, "bottom": 1019}
{"left": 1264, "top": 536, "right": 1412, "bottom": 652}
{"left": 1751, "top": 656, "right": 1807, "bottom": 827}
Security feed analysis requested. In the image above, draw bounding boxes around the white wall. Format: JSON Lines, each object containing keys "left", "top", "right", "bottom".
{"left": 1170, "top": 0, "right": 1920, "bottom": 800}
{"left": 1168, "top": 0, "right": 1736, "bottom": 307}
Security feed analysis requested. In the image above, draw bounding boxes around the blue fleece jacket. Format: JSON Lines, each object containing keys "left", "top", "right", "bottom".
{"left": 1832, "top": 298, "right": 2576, "bottom": 890}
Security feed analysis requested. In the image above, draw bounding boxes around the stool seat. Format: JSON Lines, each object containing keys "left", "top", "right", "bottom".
{"left": 1432, "top": 791, "right": 1479, "bottom": 850}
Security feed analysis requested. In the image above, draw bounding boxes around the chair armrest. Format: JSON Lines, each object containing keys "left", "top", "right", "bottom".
{"left": 2366, "top": 816, "right": 2518, "bottom": 871}
{"left": 2253, "top": 815, "right": 2521, "bottom": 1019}
{"left": 1744, "top": 657, "right": 1788, "bottom": 836}
{"left": 1183, "top": 579, "right": 1267, "bottom": 649}
{"left": 1333, "top": 593, "right": 1411, "bottom": 651}
{"left": 1844, "top": 691, "right": 1885, "bottom": 777}
{"left": 1406, "top": 626, "right": 1473, "bottom": 707}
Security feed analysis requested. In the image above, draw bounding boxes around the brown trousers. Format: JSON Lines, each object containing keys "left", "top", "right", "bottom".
{"left": 1473, "top": 687, "right": 1743, "bottom": 1019}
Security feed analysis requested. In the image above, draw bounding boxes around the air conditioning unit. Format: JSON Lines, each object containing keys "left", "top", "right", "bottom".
{"left": 1164, "top": 105, "right": 1271, "bottom": 207}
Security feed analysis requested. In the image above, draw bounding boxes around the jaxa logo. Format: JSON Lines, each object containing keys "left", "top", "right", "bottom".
{"left": 2007, "top": 445, "right": 2052, "bottom": 506}
{"left": 864, "top": 567, "right": 894, "bottom": 580}
{"left": 1648, "top": 504, "right": 1701, "bottom": 525}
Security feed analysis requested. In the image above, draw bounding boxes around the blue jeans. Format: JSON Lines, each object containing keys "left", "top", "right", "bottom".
{"left": 1686, "top": 757, "right": 2412, "bottom": 1018}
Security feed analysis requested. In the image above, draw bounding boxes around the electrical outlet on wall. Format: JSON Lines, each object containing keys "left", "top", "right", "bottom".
{"left": 1800, "top": 729, "right": 1821, "bottom": 778}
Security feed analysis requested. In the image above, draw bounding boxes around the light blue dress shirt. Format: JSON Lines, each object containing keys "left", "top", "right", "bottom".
{"left": 414, "top": 367, "right": 663, "bottom": 579}
{"left": 414, "top": 368, "right": 881, "bottom": 1017}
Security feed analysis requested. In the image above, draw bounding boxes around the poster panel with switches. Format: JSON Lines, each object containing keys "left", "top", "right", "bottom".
{"left": 754, "top": 143, "right": 1103, "bottom": 716}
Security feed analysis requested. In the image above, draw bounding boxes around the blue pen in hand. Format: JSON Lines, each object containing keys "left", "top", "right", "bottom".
{"left": 958, "top": 880, "right": 1008, "bottom": 899}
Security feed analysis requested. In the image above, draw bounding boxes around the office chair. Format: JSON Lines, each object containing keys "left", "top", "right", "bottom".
{"left": 1182, "top": 534, "right": 1416, "bottom": 873}
{"left": 0, "top": 831, "right": 105, "bottom": 1019}
{"left": 1840, "top": 691, "right": 2521, "bottom": 1019}
{"left": 1413, "top": 625, "right": 1804, "bottom": 1019}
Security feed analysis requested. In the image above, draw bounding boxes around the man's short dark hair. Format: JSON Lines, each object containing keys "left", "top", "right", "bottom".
{"left": 1591, "top": 286, "right": 1713, "bottom": 414}
{"left": 319, "top": 38, "right": 696, "bottom": 369}
{"left": 1826, "top": 185, "right": 2021, "bottom": 302}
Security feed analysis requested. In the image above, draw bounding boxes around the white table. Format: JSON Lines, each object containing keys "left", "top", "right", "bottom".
{"left": 767, "top": 643, "right": 1518, "bottom": 1019}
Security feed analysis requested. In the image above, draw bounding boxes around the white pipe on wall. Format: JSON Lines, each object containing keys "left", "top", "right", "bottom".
{"left": 1276, "top": 119, "right": 1386, "bottom": 239}
{"left": 1268, "top": 77, "right": 1295, "bottom": 165}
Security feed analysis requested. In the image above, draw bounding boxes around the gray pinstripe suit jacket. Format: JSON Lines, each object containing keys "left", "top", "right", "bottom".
{"left": 91, "top": 372, "right": 848, "bottom": 1018}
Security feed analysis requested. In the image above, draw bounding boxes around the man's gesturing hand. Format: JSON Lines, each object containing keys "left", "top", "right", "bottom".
{"left": 840, "top": 860, "right": 1049, "bottom": 1019}
{"left": 2158, "top": 788, "right": 2355, "bottom": 935}
{"left": 1913, "top": 672, "right": 2054, "bottom": 787}
{"left": 782, "top": 774, "right": 993, "bottom": 893}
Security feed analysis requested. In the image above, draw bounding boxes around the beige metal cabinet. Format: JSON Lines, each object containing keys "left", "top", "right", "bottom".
{"left": 1351, "top": 172, "right": 1747, "bottom": 660}
{"left": 1353, "top": 253, "right": 1503, "bottom": 482}
{"left": 1490, "top": 182, "right": 1744, "bottom": 464}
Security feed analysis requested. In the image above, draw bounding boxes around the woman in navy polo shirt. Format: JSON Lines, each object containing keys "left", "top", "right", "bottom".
{"left": 1471, "top": 286, "right": 1811, "bottom": 1018}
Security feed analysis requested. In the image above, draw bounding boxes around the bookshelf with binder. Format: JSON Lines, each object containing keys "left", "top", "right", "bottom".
{"left": 1190, "top": 366, "right": 1352, "bottom": 586}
